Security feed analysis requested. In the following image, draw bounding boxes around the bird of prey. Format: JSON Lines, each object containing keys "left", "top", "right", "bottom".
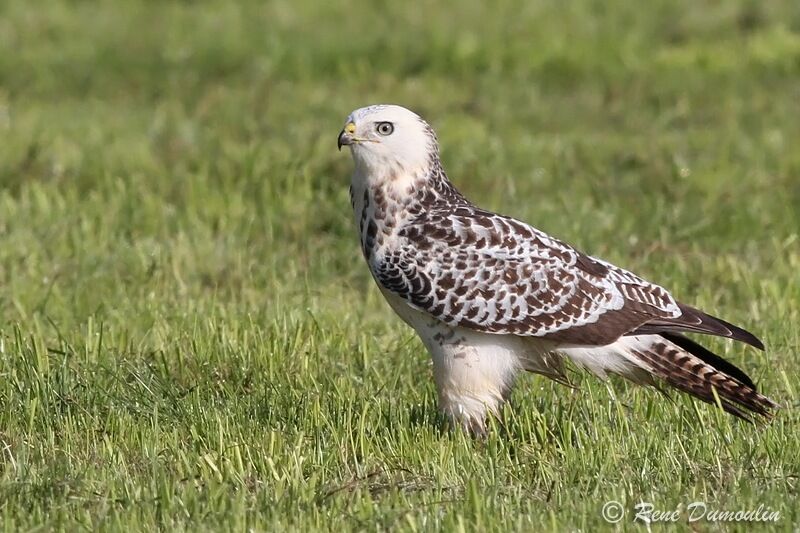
{"left": 337, "top": 104, "right": 776, "bottom": 435}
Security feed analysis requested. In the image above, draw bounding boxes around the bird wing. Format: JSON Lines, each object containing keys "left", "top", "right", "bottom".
{"left": 373, "top": 206, "right": 761, "bottom": 348}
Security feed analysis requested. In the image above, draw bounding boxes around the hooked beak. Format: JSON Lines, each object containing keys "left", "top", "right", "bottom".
{"left": 337, "top": 130, "right": 352, "bottom": 151}
{"left": 337, "top": 121, "right": 357, "bottom": 151}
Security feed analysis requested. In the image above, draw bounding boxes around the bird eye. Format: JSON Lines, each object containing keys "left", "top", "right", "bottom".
{"left": 376, "top": 122, "right": 394, "bottom": 136}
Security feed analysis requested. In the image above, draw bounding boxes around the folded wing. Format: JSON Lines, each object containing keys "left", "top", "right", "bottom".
{"left": 374, "top": 207, "right": 763, "bottom": 349}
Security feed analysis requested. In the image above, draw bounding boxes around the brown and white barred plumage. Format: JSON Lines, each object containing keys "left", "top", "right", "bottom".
{"left": 339, "top": 104, "right": 777, "bottom": 434}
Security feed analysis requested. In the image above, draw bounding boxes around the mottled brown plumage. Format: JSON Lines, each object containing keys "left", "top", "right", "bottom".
{"left": 339, "top": 104, "right": 777, "bottom": 433}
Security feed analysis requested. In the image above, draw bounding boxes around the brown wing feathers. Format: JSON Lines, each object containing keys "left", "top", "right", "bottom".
{"left": 630, "top": 302, "right": 765, "bottom": 350}
{"left": 628, "top": 301, "right": 775, "bottom": 420}
{"left": 380, "top": 189, "right": 776, "bottom": 420}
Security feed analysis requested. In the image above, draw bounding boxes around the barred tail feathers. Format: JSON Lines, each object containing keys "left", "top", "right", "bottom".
{"left": 558, "top": 335, "right": 777, "bottom": 421}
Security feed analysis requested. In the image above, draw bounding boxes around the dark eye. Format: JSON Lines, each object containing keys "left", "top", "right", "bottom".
{"left": 376, "top": 122, "right": 394, "bottom": 136}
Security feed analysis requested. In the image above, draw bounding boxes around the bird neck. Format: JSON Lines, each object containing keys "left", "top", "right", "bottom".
{"left": 351, "top": 161, "right": 467, "bottom": 260}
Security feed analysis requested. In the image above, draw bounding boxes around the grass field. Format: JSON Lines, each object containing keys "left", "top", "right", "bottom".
{"left": 1, "top": 0, "right": 799, "bottom": 530}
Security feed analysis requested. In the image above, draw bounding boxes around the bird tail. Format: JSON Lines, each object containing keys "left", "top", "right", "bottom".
{"left": 559, "top": 334, "right": 778, "bottom": 421}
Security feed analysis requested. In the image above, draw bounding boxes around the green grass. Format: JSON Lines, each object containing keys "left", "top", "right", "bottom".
{"left": 1, "top": 0, "right": 799, "bottom": 530}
